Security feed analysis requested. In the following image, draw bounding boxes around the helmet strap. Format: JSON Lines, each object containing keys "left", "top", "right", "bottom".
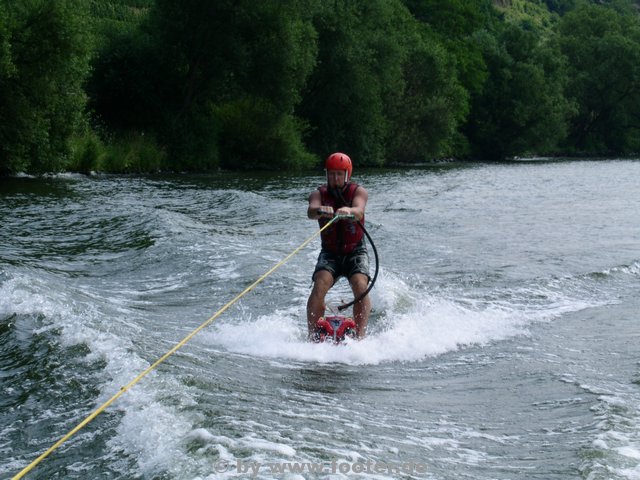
{"left": 325, "top": 170, "right": 350, "bottom": 184}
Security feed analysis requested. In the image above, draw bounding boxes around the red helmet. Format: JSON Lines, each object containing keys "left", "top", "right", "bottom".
{"left": 325, "top": 152, "right": 352, "bottom": 182}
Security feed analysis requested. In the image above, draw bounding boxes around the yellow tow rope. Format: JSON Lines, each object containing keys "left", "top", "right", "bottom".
{"left": 12, "top": 215, "right": 341, "bottom": 480}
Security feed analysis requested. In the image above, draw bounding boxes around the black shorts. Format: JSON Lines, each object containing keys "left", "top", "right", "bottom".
{"left": 313, "top": 242, "right": 370, "bottom": 281}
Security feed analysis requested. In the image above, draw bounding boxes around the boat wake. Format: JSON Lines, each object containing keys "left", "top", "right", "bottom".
{"left": 202, "top": 268, "right": 609, "bottom": 366}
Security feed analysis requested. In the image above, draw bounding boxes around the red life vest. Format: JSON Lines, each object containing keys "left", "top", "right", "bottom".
{"left": 318, "top": 182, "right": 365, "bottom": 254}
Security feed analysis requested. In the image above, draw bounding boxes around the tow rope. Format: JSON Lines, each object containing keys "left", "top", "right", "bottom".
{"left": 12, "top": 215, "right": 346, "bottom": 480}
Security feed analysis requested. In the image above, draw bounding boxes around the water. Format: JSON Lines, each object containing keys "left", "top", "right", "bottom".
{"left": 1, "top": 160, "right": 639, "bottom": 479}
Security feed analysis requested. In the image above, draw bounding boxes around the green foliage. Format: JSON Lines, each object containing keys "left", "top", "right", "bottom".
{"left": 542, "top": 0, "right": 576, "bottom": 14}
{"left": 88, "top": 28, "right": 161, "bottom": 133}
{"left": 403, "top": 0, "right": 495, "bottom": 96}
{"left": 66, "top": 127, "right": 166, "bottom": 176}
{"left": 89, "top": 0, "right": 318, "bottom": 171}
{"left": 0, "top": 0, "right": 92, "bottom": 175}
{"left": 90, "top": 0, "right": 151, "bottom": 45}
{"left": 151, "top": 0, "right": 319, "bottom": 170}
{"left": 386, "top": 32, "right": 469, "bottom": 162}
{"left": 466, "top": 23, "right": 573, "bottom": 159}
{"left": 401, "top": 0, "right": 497, "bottom": 158}
{"left": 4, "top": 0, "right": 640, "bottom": 174}
{"left": 87, "top": 0, "right": 154, "bottom": 135}
{"left": 298, "top": 0, "right": 460, "bottom": 165}
{"left": 594, "top": 0, "right": 639, "bottom": 15}
{"left": 215, "top": 97, "right": 315, "bottom": 169}
{"left": 68, "top": 131, "right": 107, "bottom": 174}
{"left": 101, "top": 132, "right": 165, "bottom": 173}
{"left": 558, "top": 4, "right": 640, "bottom": 153}
{"left": 494, "top": 0, "right": 558, "bottom": 29}
{"left": 161, "top": 105, "right": 220, "bottom": 171}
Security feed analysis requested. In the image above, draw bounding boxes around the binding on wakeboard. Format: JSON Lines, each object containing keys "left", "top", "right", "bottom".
{"left": 311, "top": 315, "right": 357, "bottom": 344}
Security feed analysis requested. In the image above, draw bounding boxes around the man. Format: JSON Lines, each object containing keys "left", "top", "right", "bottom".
{"left": 307, "top": 152, "right": 371, "bottom": 339}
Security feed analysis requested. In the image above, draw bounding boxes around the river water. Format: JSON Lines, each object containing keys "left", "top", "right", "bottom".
{"left": 1, "top": 160, "right": 639, "bottom": 479}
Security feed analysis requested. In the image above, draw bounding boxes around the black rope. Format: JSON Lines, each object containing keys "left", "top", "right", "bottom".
{"left": 337, "top": 219, "right": 379, "bottom": 312}
{"left": 328, "top": 184, "right": 379, "bottom": 312}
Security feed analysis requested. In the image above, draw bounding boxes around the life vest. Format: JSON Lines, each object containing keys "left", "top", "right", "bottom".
{"left": 318, "top": 182, "right": 365, "bottom": 254}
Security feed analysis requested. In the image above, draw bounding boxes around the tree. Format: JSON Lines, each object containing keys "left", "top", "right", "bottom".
{"left": 465, "top": 22, "right": 573, "bottom": 160}
{"left": 297, "top": 1, "right": 393, "bottom": 165}
{"left": 401, "top": 0, "right": 498, "bottom": 158}
{"left": 558, "top": 4, "right": 640, "bottom": 154}
{"left": 386, "top": 30, "right": 469, "bottom": 162}
{"left": 89, "top": 0, "right": 318, "bottom": 170}
{"left": 298, "top": 0, "right": 465, "bottom": 165}
{"left": 0, "top": 0, "right": 91, "bottom": 175}
{"left": 542, "top": 0, "right": 576, "bottom": 14}
{"left": 402, "top": 0, "right": 494, "bottom": 97}
{"left": 208, "top": 0, "right": 318, "bottom": 169}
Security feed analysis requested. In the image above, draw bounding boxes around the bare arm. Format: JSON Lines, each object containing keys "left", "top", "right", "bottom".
{"left": 307, "top": 190, "right": 333, "bottom": 219}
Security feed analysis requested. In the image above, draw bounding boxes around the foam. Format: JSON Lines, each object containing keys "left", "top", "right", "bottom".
{"left": 0, "top": 271, "right": 195, "bottom": 477}
{"left": 202, "top": 270, "right": 599, "bottom": 366}
{"left": 1, "top": 259, "right": 633, "bottom": 478}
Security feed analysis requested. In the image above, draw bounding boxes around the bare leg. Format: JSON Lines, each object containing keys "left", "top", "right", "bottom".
{"left": 306, "top": 270, "right": 333, "bottom": 337}
{"left": 349, "top": 273, "right": 371, "bottom": 338}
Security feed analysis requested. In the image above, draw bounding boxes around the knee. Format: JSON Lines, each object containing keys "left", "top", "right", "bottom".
{"left": 310, "top": 272, "right": 333, "bottom": 297}
{"left": 350, "top": 274, "right": 369, "bottom": 295}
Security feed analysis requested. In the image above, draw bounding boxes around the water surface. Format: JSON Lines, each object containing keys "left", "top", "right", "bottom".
{"left": 1, "top": 160, "right": 639, "bottom": 479}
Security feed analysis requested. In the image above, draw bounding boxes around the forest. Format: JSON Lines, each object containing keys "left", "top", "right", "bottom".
{"left": 1, "top": 0, "right": 640, "bottom": 174}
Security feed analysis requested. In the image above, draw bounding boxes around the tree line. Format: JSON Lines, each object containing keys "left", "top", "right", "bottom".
{"left": 1, "top": 0, "right": 640, "bottom": 175}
